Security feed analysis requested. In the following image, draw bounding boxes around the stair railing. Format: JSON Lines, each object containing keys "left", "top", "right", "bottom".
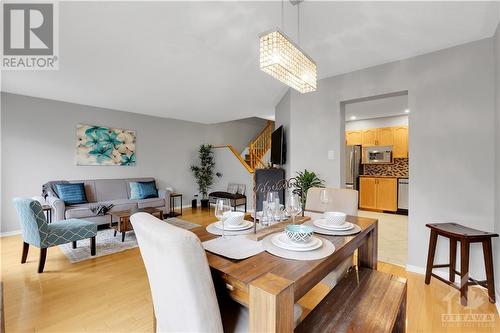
{"left": 248, "top": 121, "right": 273, "bottom": 170}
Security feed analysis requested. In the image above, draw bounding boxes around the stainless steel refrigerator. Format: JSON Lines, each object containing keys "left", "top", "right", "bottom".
{"left": 345, "top": 145, "right": 362, "bottom": 190}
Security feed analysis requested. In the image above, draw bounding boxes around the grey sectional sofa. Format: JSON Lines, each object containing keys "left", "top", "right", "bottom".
{"left": 45, "top": 177, "right": 170, "bottom": 225}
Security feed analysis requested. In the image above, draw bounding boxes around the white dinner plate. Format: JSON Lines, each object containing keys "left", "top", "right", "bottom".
{"left": 313, "top": 219, "right": 354, "bottom": 231}
{"left": 271, "top": 233, "right": 322, "bottom": 252}
{"left": 214, "top": 220, "right": 253, "bottom": 231}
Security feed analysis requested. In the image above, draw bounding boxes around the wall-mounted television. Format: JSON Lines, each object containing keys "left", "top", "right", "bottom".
{"left": 271, "top": 125, "right": 286, "bottom": 165}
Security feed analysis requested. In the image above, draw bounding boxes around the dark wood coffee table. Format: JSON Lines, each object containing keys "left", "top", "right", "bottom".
{"left": 109, "top": 207, "right": 163, "bottom": 242}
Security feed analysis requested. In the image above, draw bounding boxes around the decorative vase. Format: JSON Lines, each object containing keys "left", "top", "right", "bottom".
{"left": 201, "top": 199, "right": 209, "bottom": 208}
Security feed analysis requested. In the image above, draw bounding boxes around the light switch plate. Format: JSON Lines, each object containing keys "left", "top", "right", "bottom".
{"left": 327, "top": 150, "right": 335, "bottom": 160}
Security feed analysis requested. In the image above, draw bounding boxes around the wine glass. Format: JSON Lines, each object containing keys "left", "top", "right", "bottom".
{"left": 319, "top": 189, "right": 329, "bottom": 212}
{"left": 215, "top": 198, "right": 230, "bottom": 238}
{"left": 286, "top": 192, "right": 302, "bottom": 224}
{"left": 266, "top": 192, "right": 279, "bottom": 224}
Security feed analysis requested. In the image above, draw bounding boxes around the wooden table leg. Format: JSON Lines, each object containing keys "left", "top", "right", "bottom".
{"left": 449, "top": 238, "right": 457, "bottom": 283}
{"left": 425, "top": 230, "right": 438, "bottom": 284}
{"left": 460, "top": 240, "right": 470, "bottom": 306}
{"left": 249, "top": 273, "right": 295, "bottom": 333}
{"left": 358, "top": 223, "right": 378, "bottom": 270}
{"left": 482, "top": 238, "right": 496, "bottom": 303}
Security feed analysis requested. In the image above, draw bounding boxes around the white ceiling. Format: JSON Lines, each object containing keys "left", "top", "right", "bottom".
{"left": 2, "top": 1, "right": 499, "bottom": 123}
{"left": 345, "top": 94, "right": 408, "bottom": 121}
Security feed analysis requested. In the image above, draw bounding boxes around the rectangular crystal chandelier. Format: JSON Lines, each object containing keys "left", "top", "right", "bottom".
{"left": 259, "top": 29, "right": 317, "bottom": 93}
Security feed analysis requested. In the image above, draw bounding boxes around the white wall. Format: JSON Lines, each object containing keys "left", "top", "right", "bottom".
{"left": 278, "top": 38, "right": 496, "bottom": 280}
{"left": 346, "top": 115, "right": 408, "bottom": 131}
{"left": 1, "top": 93, "right": 263, "bottom": 233}
{"left": 210, "top": 117, "right": 268, "bottom": 153}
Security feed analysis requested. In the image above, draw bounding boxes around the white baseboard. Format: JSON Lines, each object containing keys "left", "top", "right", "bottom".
{"left": 0, "top": 229, "right": 21, "bottom": 237}
{"left": 406, "top": 264, "right": 425, "bottom": 275}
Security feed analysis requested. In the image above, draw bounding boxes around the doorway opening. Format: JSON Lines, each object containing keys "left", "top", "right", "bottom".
{"left": 341, "top": 91, "right": 409, "bottom": 267}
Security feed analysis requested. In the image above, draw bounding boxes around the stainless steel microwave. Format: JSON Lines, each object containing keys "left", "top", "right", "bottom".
{"left": 362, "top": 146, "right": 393, "bottom": 164}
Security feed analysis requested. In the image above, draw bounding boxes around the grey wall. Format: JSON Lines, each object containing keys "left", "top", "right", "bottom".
{"left": 210, "top": 117, "right": 268, "bottom": 153}
{"left": 277, "top": 38, "right": 496, "bottom": 280}
{"left": 494, "top": 22, "right": 500, "bottom": 302}
{"left": 0, "top": 93, "right": 264, "bottom": 233}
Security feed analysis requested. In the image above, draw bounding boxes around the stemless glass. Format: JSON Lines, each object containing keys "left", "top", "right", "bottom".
{"left": 286, "top": 193, "right": 302, "bottom": 224}
{"left": 319, "top": 189, "right": 329, "bottom": 212}
{"left": 215, "top": 198, "right": 230, "bottom": 238}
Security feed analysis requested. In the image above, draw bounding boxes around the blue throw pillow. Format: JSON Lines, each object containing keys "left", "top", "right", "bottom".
{"left": 129, "top": 181, "right": 158, "bottom": 200}
{"left": 56, "top": 183, "right": 88, "bottom": 205}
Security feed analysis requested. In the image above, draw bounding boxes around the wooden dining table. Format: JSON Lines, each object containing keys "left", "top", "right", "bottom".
{"left": 191, "top": 215, "right": 378, "bottom": 333}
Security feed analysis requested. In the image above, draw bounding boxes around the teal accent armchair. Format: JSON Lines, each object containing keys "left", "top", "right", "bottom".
{"left": 13, "top": 198, "right": 97, "bottom": 273}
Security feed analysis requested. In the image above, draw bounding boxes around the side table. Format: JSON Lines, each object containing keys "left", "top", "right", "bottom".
{"left": 169, "top": 193, "right": 183, "bottom": 217}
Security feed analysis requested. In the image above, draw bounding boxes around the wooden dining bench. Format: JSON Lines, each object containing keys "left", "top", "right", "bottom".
{"left": 295, "top": 267, "right": 407, "bottom": 333}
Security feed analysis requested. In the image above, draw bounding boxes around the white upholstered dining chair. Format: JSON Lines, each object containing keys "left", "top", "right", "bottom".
{"left": 130, "top": 213, "right": 302, "bottom": 332}
{"left": 303, "top": 187, "right": 359, "bottom": 288}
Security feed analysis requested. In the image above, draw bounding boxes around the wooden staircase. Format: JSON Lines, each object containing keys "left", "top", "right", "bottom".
{"left": 244, "top": 121, "right": 274, "bottom": 170}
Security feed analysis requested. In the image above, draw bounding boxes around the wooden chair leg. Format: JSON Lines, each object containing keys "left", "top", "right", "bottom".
{"left": 482, "top": 238, "right": 496, "bottom": 303}
{"left": 72, "top": 241, "right": 77, "bottom": 249}
{"left": 425, "top": 230, "right": 438, "bottom": 284}
{"left": 460, "top": 240, "right": 470, "bottom": 306}
{"left": 121, "top": 232, "right": 126, "bottom": 242}
{"left": 21, "top": 242, "right": 29, "bottom": 263}
{"left": 114, "top": 230, "right": 117, "bottom": 237}
{"left": 449, "top": 239, "right": 457, "bottom": 283}
{"left": 90, "top": 236, "right": 96, "bottom": 256}
{"left": 38, "top": 248, "right": 47, "bottom": 273}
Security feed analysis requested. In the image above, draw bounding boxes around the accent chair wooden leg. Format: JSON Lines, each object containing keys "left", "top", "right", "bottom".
{"left": 21, "top": 242, "right": 29, "bottom": 263}
{"left": 460, "top": 240, "right": 470, "bottom": 306}
{"left": 482, "top": 238, "right": 496, "bottom": 303}
{"left": 114, "top": 230, "right": 117, "bottom": 237}
{"left": 38, "top": 248, "right": 47, "bottom": 273}
{"left": 449, "top": 239, "right": 457, "bottom": 283}
{"left": 72, "top": 241, "right": 77, "bottom": 249}
{"left": 121, "top": 232, "right": 126, "bottom": 242}
{"left": 90, "top": 236, "right": 96, "bottom": 256}
{"left": 425, "top": 230, "right": 438, "bottom": 284}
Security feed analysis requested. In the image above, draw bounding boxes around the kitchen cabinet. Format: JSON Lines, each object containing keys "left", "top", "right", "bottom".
{"left": 359, "top": 177, "right": 377, "bottom": 210}
{"left": 393, "top": 126, "right": 408, "bottom": 158}
{"left": 376, "top": 127, "right": 394, "bottom": 146}
{"left": 346, "top": 126, "right": 408, "bottom": 156}
{"left": 361, "top": 129, "right": 377, "bottom": 146}
{"left": 346, "top": 130, "right": 362, "bottom": 145}
{"left": 359, "top": 177, "right": 397, "bottom": 212}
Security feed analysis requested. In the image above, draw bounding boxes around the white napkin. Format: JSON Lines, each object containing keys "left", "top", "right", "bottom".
{"left": 202, "top": 235, "right": 264, "bottom": 260}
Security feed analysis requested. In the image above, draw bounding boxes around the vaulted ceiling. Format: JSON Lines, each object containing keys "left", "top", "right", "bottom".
{"left": 2, "top": 1, "right": 499, "bottom": 123}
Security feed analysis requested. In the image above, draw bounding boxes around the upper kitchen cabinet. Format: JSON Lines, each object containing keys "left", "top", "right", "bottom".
{"left": 376, "top": 127, "right": 394, "bottom": 146}
{"left": 346, "top": 130, "right": 362, "bottom": 145}
{"left": 361, "top": 129, "right": 377, "bottom": 146}
{"left": 393, "top": 126, "right": 409, "bottom": 158}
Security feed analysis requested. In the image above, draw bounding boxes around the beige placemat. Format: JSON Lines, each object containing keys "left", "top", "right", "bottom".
{"left": 202, "top": 235, "right": 264, "bottom": 260}
{"left": 303, "top": 220, "right": 361, "bottom": 236}
{"left": 262, "top": 233, "right": 335, "bottom": 261}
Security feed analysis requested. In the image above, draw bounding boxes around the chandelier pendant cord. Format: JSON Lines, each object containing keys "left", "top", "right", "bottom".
{"left": 281, "top": 0, "right": 284, "bottom": 32}
{"left": 297, "top": 1, "right": 300, "bottom": 46}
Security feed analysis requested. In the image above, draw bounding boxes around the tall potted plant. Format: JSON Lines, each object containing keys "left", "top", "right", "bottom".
{"left": 293, "top": 169, "right": 325, "bottom": 216}
{"left": 190, "top": 144, "right": 221, "bottom": 208}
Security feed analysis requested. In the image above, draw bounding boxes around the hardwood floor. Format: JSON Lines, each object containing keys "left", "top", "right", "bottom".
{"left": 1, "top": 207, "right": 498, "bottom": 332}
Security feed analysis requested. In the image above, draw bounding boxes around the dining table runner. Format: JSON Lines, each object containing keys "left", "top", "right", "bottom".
{"left": 202, "top": 235, "right": 264, "bottom": 260}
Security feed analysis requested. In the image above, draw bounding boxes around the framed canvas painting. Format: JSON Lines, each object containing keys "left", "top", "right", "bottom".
{"left": 75, "top": 124, "right": 136, "bottom": 166}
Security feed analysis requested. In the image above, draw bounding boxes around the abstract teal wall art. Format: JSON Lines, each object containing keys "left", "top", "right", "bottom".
{"left": 75, "top": 124, "right": 136, "bottom": 166}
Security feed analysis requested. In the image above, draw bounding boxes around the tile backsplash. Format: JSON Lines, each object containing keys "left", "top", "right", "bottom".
{"left": 363, "top": 158, "right": 408, "bottom": 177}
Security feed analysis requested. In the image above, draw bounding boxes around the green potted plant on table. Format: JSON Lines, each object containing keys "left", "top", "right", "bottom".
{"left": 190, "top": 144, "right": 222, "bottom": 208}
{"left": 293, "top": 169, "right": 325, "bottom": 216}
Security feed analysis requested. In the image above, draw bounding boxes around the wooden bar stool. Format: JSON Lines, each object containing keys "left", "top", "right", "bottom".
{"left": 425, "top": 223, "right": 498, "bottom": 306}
